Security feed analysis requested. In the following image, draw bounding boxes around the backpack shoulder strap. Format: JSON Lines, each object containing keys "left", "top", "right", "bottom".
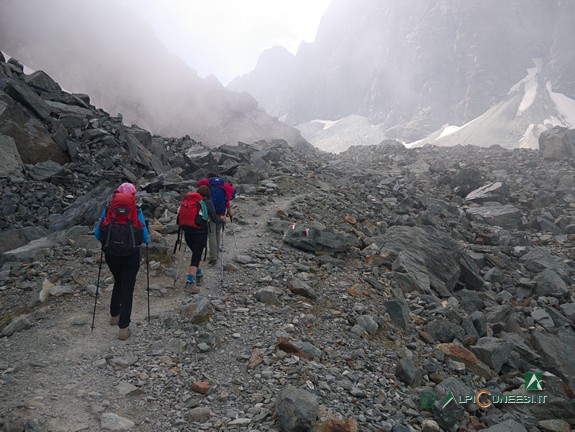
{"left": 199, "top": 200, "right": 209, "bottom": 220}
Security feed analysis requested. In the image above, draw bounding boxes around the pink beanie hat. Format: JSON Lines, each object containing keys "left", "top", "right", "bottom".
{"left": 116, "top": 182, "right": 137, "bottom": 195}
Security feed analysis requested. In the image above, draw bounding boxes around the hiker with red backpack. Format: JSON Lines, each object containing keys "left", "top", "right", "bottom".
{"left": 94, "top": 182, "right": 150, "bottom": 340}
{"left": 197, "top": 173, "right": 235, "bottom": 266}
{"left": 176, "top": 185, "right": 222, "bottom": 292}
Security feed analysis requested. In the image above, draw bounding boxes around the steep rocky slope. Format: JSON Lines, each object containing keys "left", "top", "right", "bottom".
{"left": 0, "top": 0, "right": 307, "bottom": 148}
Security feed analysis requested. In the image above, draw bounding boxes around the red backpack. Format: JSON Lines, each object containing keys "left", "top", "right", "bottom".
{"left": 177, "top": 192, "right": 208, "bottom": 230}
{"left": 99, "top": 193, "right": 144, "bottom": 256}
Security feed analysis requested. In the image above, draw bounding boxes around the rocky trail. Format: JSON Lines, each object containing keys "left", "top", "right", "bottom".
{"left": 1, "top": 195, "right": 304, "bottom": 431}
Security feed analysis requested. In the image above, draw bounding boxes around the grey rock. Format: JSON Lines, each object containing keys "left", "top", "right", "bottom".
{"left": 292, "top": 341, "right": 324, "bottom": 360}
{"left": 431, "top": 377, "right": 469, "bottom": 428}
{"left": 379, "top": 225, "right": 462, "bottom": 297}
{"left": 420, "top": 419, "right": 441, "bottom": 432}
{"left": 5, "top": 78, "right": 52, "bottom": 120}
{"left": 453, "top": 167, "right": 484, "bottom": 196}
{"left": 466, "top": 205, "right": 522, "bottom": 230}
{"left": 537, "top": 419, "right": 572, "bottom": 432}
{"left": 356, "top": 315, "right": 379, "bottom": 335}
{"left": 531, "top": 308, "right": 555, "bottom": 328}
{"left": 2, "top": 237, "right": 54, "bottom": 264}
{"left": 459, "top": 251, "right": 484, "bottom": 290}
{"left": 454, "top": 289, "right": 485, "bottom": 313}
{"left": 283, "top": 223, "right": 360, "bottom": 255}
{"left": 545, "top": 307, "right": 572, "bottom": 327}
{"left": 100, "top": 412, "right": 135, "bottom": 430}
{"left": 395, "top": 358, "right": 421, "bottom": 387}
{"left": 384, "top": 299, "right": 410, "bottom": 330}
{"left": 24, "top": 70, "right": 62, "bottom": 93}
{"left": 28, "top": 160, "right": 65, "bottom": 181}
{"left": 482, "top": 419, "right": 527, "bottom": 432}
{"left": 49, "top": 185, "right": 113, "bottom": 232}
{"left": 254, "top": 287, "right": 281, "bottom": 305}
{"left": 520, "top": 248, "right": 572, "bottom": 282}
{"left": 180, "top": 295, "right": 212, "bottom": 324}
{"left": 539, "top": 126, "right": 575, "bottom": 160}
{"left": 470, "top": 337, "right": 513, "bottom": 373}
{"left": 465, "top": 181, "right": 510, "bottom": 204}
{"left": 559, "top": 303, "right": 575, "bottom": 321}
{"left": 530, "top": 328, "right": 575, "bottom": 388}
{"left": 0, "top": 93, "right": 69, "bottom": 165}
{"left": 0, "top": 134, "right": 23, "bottom": 177}
{"left": 287, "top": 278, "right": 317, "bottom": 299}
{"left": 275, "top": 386, "right": 318, "bottom": 432}
{"left": 534, "top": 268, "right": 569, "bottom": 298}
{"left": 425, "top": 319, "right": 465, "bottom": 343}
{"left": 187, "top": 407, "right": 212, "bottom": 423}
{"left": 1, "top": 314, "right": 33, "bottom": 337}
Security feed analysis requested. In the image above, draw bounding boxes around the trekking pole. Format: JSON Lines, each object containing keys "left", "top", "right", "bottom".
{"left": 229, "top": 215, "right": 238, "bottom": 250}
{"left": 174, "top": 242, "right": 187, "bottom": 286}
{"left": 220, "top": 224, "right": 225, "bottom": 289}
{"left": 91, "top": 247, "right": 104, "bottom": 332}
{"left": 146, "top": 245, "right": 150, "bottom": 323}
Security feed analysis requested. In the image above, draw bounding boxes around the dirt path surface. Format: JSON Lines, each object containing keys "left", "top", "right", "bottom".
{"left": 1, "top": 195, "right": 294, "bottom": 432}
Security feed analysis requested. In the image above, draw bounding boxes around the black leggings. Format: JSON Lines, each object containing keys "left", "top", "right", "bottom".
{"left": 105, "top": 251, "right": 140, "bottom": 329}
{"left": 184, "top": 229, "right": 208, "bottom": 267}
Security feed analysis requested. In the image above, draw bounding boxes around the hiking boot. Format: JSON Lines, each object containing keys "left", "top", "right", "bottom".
{"left": 185, "top": 278, "right": 200, "bottom": 293}
{"left": 196, "top": 274, "right": 203, "bottom": 286}
{"left": 208, "top": 260, "right": 217, "bottom": 266}
{"left": 110, "top": 315, "right": 120, "bottom": 326}
{"left": 118, "top": 327, "right": 130, "bottom": 340}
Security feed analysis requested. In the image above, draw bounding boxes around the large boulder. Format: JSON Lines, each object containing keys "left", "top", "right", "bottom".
{"left": 0, "top": 93, "right": 69, "bottom": 164}
{"left": 275, "top": 386, "right": 318, "bottom": 432}
{"left": 466, "top": 205, "right": 523, "bottom": 230}
{"left": 465, "top": 181, "right": 510, "bottom": 204}
{"left": 376, "top": 225, "right": 462, "bottom": 297}
{"left": 539, "top": 126, "right": 575, "bottom": 160}
{"left": 0, "top": 133, "right": 23, "bottom": 176}
{"left": 530, "top": 328, "right": 575, "bottom": 390}
{"left": 283, "top": 223, "right": 361, "bottom": 255}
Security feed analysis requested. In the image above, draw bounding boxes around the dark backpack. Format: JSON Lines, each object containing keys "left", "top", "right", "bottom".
{"left": 99, "top": 193, "right": 144, "bottom": 256}
{"left": 178, "top": 192, "right": 208, "bottom": 230}
{"left": 209, "top": 177, "right": 228, "bottom": 215}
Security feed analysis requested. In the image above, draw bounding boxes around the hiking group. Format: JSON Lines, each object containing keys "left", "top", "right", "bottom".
{"left": 93, "top": 175, "right": 236, "bottom": 340}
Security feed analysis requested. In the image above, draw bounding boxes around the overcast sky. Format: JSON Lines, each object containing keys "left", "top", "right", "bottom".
{"left": 119, "top": 0, "right": 332, "bottom": 85}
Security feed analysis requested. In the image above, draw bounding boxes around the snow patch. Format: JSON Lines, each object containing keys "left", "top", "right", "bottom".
{"left": 518, "top": 124, "right": 542, "bottom": 149}
{"left": 437, "top": 125, "right": 461, "bottom": 139}
{"left": 546, "top": 81, "right": 575, "bottom": 126}
{"left": 514, "top": 60, "right": 541, "bottom": 116}
{"left": 310, "top": 119, "right": 342, "bottom": 130}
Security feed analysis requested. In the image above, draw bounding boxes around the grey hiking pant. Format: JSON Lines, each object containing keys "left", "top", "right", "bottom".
{"left": 208, "top": 221, "right": 223, "bottom": 262}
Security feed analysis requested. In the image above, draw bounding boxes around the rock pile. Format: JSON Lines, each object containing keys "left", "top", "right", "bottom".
{"left": 1, "top": 55, "right": 574, "bottom": 432}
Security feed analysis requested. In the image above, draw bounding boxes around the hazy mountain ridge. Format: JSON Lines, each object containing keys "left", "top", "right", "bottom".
{"left": 230, "top": 0, "right": 575, "bottom": 151}
{"left": 0, "top": 0, "right": 308, "bottom": 148}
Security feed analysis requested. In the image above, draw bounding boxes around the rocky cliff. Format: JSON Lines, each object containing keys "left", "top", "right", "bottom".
{"left": 0, "top": 0, "right": 308, "bottom": 148}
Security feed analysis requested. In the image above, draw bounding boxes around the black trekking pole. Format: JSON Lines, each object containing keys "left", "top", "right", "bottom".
{"left": 174, "top": 242, "right": 187, "bottom": 286}
{"left": 229, "top": 215, "right": 238, "bottom": 250}
{"left": 146, "top": 245, "right": 150, "bottom": 323}
{"left": 91, "top": 247, "right": 104, "bottom": 332}
{"left": 220, "top": 224, "right": 225, "bottom": 289}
